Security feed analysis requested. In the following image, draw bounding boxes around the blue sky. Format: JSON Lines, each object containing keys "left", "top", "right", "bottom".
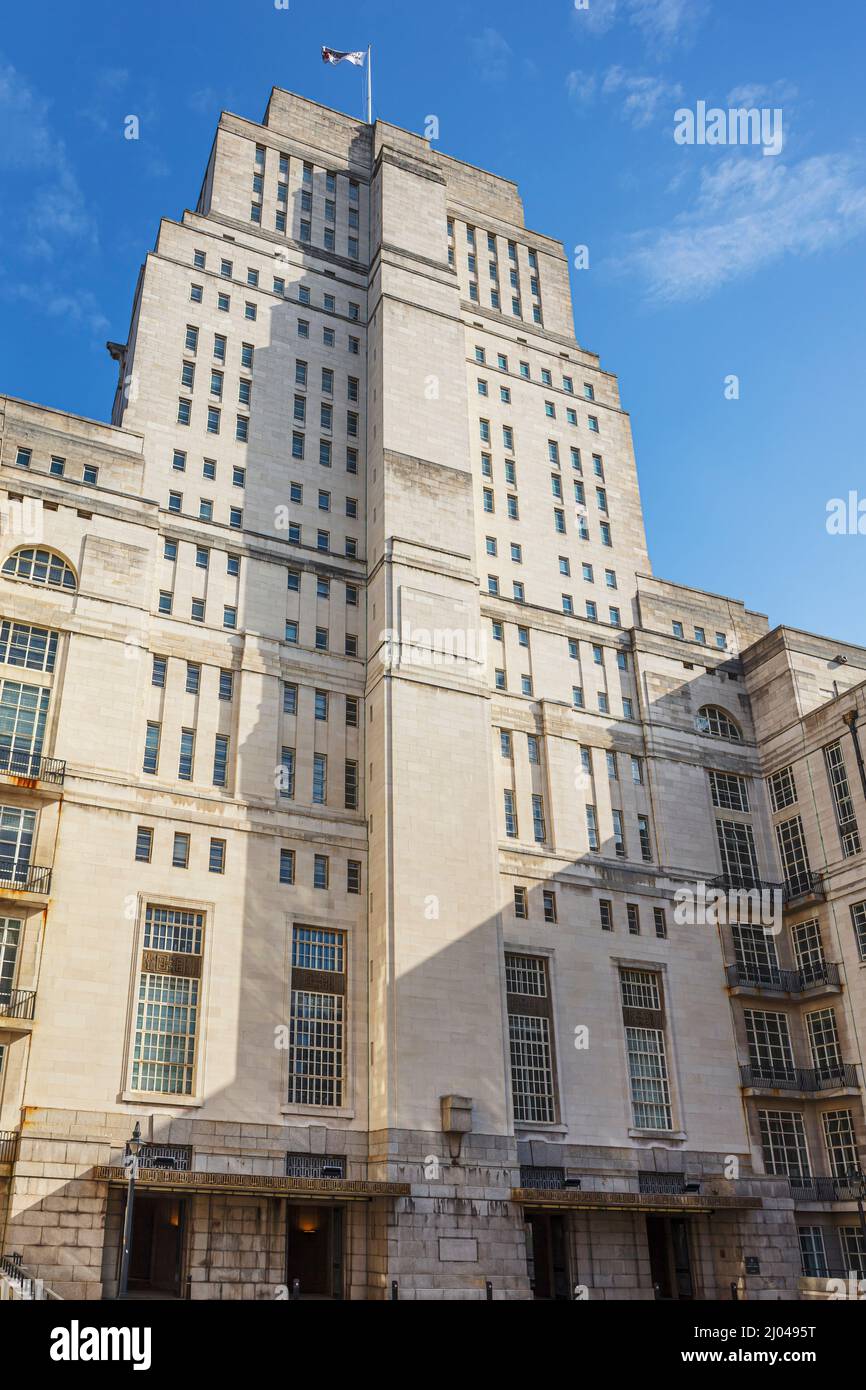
{"left": 1, "top": 0, "right": 864, "bottom": 640}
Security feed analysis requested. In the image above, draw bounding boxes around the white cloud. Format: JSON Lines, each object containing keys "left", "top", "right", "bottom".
{"left": 566, "top": 64, "right": 682, "bottom": 128}
{"left": 602, "top": 66, "right": 683, "bottom": 128}
{"left": 629, "top": 0, "right": 707, "bottom": 48}
{"left": 726, "top": 80, "right": 798, "bottom": 108}
{"left": 0, "top": 59, "right": 97, "bottom": 256}
{"left": 615, "top": 151, "right": 866, "bottom": 302}
{"left": 565, "top": 69, "right": 597, "bottom": 107}
{"left": 1, "top": 281, "right": 109, "bottom": 337}
{"left": 469, "top": 28, "right": 512, "bottom": 84}
{"left": 574, "top": 0, "right": 705, "bottom": 47}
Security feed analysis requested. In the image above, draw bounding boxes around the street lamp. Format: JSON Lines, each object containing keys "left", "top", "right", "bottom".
{"left": 117, "top": 1121, "right": 142, "bottom": 1300}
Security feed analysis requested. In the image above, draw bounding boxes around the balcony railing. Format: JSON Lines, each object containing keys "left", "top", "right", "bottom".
{"left": 0, "top": 748, "right": 65, "bottom": 785}
{"left": 741, "top": 1063, "right": 859, "bottom": 1093}
{"left": 783, "top": 871, "right": 827, "bottom": 904}
{"left": 727, "top": 961, "right": 841, "bottom": 994}
{"left": 0, "top": 989, "right": 36, "bottom": 1022}
{"left": 0, "top": 861, "right": 51, "bottom": 895}
{"left": 789, "top": 1173, "right": 865, "bottom": 1203}
{"left": 0, "top": 1131, "right": 19, "bottom": 1165}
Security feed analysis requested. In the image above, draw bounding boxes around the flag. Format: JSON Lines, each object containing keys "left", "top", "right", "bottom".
{"left": 322, "top": 47, "right": 365, "bottom": 66}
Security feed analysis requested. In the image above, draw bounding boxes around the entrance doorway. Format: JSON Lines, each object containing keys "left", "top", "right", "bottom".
{"left": 286, "top": 1205, "right": 344, "bottom": 1299}
{"left": 524, "top": 1213, "right": 571, "bottom": 1299}
{"left": 128, "top": 1195, "right": 186, "bottom": 1297}
{"left": 646, "top": 1215, "right": 695, "bottom": 1299}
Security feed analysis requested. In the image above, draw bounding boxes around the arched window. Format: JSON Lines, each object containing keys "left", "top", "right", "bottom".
{"left": 697, "top": 705, "right": 742, "bottom": 742}
{"left": 1, "top": 547, "right": 77, "bottom": 591}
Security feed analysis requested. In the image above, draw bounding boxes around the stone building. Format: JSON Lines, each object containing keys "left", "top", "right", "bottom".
{"left": 0, "top": 89, "right": 863, "bottom": 1300}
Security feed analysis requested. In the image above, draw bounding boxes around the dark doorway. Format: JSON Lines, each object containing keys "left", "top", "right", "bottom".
{"left": 286, "top": 1205, "right": 344, "bottom": 1299}
{"left": 525, "top": 1213, "right": 571, "bottom": 1299}
{"left": 128, "top": 1195, "right": 186, "bottom": 1296}
{"left": 646, "top": 1216, "right": 695, "bottom": 1300}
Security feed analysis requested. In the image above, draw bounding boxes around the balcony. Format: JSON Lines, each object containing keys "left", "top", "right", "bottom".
{"left": 726, "top": 961, "right": 841, "bottom": 997}
{"left": 783, "top": 871, "right": 827, "bottom": 907}
{"left": 740, "top": 1062, "right": 859, "bottom": 1095}
{"left": 0, "top": 861, "right": 51, "bottom": 897}
{"left": 789, "top": 1173, "right": 865, "bottom": 1204}
{"left": 0, "top": 748, "right": 66, "bottom": 791}
{"left": 0, "top": 990, "right": 36, "bottom": 1032}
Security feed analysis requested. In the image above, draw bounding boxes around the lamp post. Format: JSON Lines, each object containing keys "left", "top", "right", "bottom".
{"left": 117, "top": 1121, "right": 142, "bottom": 1300}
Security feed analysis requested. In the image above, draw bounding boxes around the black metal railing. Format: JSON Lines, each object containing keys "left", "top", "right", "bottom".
{"left": 638, "top": 1171, "right": 687, "bottom": 1195}
{"left": 0, "top": 989, "right": 36, "bottom": 1021}
{"left": 783, "top": 871, "right": 827, "bottom": 903}
{"left": 789, "top": 1172, "right": 865, "bottom": 1203}
{"left": 0, "top": 1131, "right": 19, "bottom": 1165}
{"left": 741, "top": 1063, "right": 859, "bottom": 1092}
{"left": 0, "top": 748, "right": 66, "bottom": 784}
{"left": 727, "top": 961, "right": 840, "bottom": 994}
{"left": 0, "top": 861, "right": 51, "bottom": 894}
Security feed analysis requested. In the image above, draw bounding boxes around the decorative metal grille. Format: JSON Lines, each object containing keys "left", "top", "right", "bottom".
{"left": 285, "top": 1153, "right": 346, "bottom": 1179}
{"left": 137, "top": 1143, "right": 193, "bottom": 1171}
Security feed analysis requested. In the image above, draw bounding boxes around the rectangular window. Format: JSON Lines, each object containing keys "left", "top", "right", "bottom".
{"left": 279, "top": 748, "right": 295, "bottom": 800}
{"left": 135, "top": 827, "right": 153, "bottom": 863}
{"left": 851, "top": 902, "right": 866, "bottom": 961}
{"left": 130, "top": 904, "right": 204, "bottom": 1095}
{"left": 505, "top": 953, "right": 556, "bottom": 1123}
{"left": 599, "top": 898, "right": 612, "bottom": 931}
{"left": 313, "top": 753, "right": 327, "bottom": 804}
{"left": 344, "top": 760, "right": 359, "bottom": 811}
{"left": 178, "top": 729, "right": 195, "bottom": 782}
{"left": 209, "top": 838, "right": 226, "bottom": 874}
{"left": 504, "top": 789, "right": 518, "bottom": 838}
{"left": 637, "top": 815, "right": 653, "bottom": 863}
{"left": 769, "top": 765, "right": 798, "bottom": 812}
{"left": 716, "top": 819, "right": 759, "bottom": 888}
{"left": 532, "top": 794, "right": 546, "bottom": 844}
{"left": 514, "top": 886, "right": 528, "bottom": 919}
{"left": 822, "top": 1109, "right": 858, "bottom": 1178}
{"left": 279, "top": 848, "right": 295, "bottom": 885}
{"left": 212, "top": 735, "right": 229, "bottom": 788}
{"left": 627, "top": 904, "right": 640, "bottom": 936}
{"left": 143, "top": 722, "right": 160, "bottom": 775}
{"left": 709, "top": 771, "right": 750, "bottom": 812}
{"left": 824, "top": 742, "right": 861, "bottom": 856}
{"left": 543, "top": 890, "right": 557, "bottom": 924}
{"left": 313, "top": 854, "right": 329, "bottom": 889}
{"left": 776, "top": 816, "right": 813, "bottom": 897}
{"left": 758, "top": 1110, "right": 810, "bottom": 1177}
{"left": 653, "top": 907, "right": 667, "bottom": 939}
{"left": 347, "top": 861, "right": 361, "bottom": 894}
{"left": 288, "top": 925, "right": 345, "bottom": 1106}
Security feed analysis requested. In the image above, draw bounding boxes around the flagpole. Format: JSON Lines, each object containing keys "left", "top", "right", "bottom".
{"left": 366, "top": 45, "right": 373, "bottom": 124}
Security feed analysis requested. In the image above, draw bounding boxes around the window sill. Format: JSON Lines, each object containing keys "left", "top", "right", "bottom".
{"left": 515, "top": 1122, "right": 568, "bottom": 1136}
{"left": 280, "top": 1104, "right": 356, "bottom": 1120}
{"left": 121, "top": 1091, "right": 204, "bottom": 1109}
{"left": 628, "top": 1128, "right": 687, "bottom": 1141}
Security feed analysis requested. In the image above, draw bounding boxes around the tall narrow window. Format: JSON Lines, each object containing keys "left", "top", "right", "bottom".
{"left": 824, "top": 742, "right": 861, "bottom": 856}
{"left": 178, "top": 729, "right": 194, "bottom": 782}
{"left": 620, "top": 969, "right": 672, "bottom": 1131}
{"left": 288, "top": 926, "right": 345, "bottom": 1107}
{"left": 313, "top": 753, "right": 327, "bottom": 805}
{"left": 130, "top": 905, "right": 204, "bottom": 1095}
{"left": 505, "top": 953, "right": 556, "bottom": 1124}
{"left": 143, "top": 722, "right": 161, "bottom": 775}
{"left": 212, "top": 735, "right": 229, "bottom": 788}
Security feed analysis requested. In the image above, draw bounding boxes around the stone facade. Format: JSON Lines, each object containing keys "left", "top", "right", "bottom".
{"left": 0, "top": 88, "right": 863, "bottom": 1301}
